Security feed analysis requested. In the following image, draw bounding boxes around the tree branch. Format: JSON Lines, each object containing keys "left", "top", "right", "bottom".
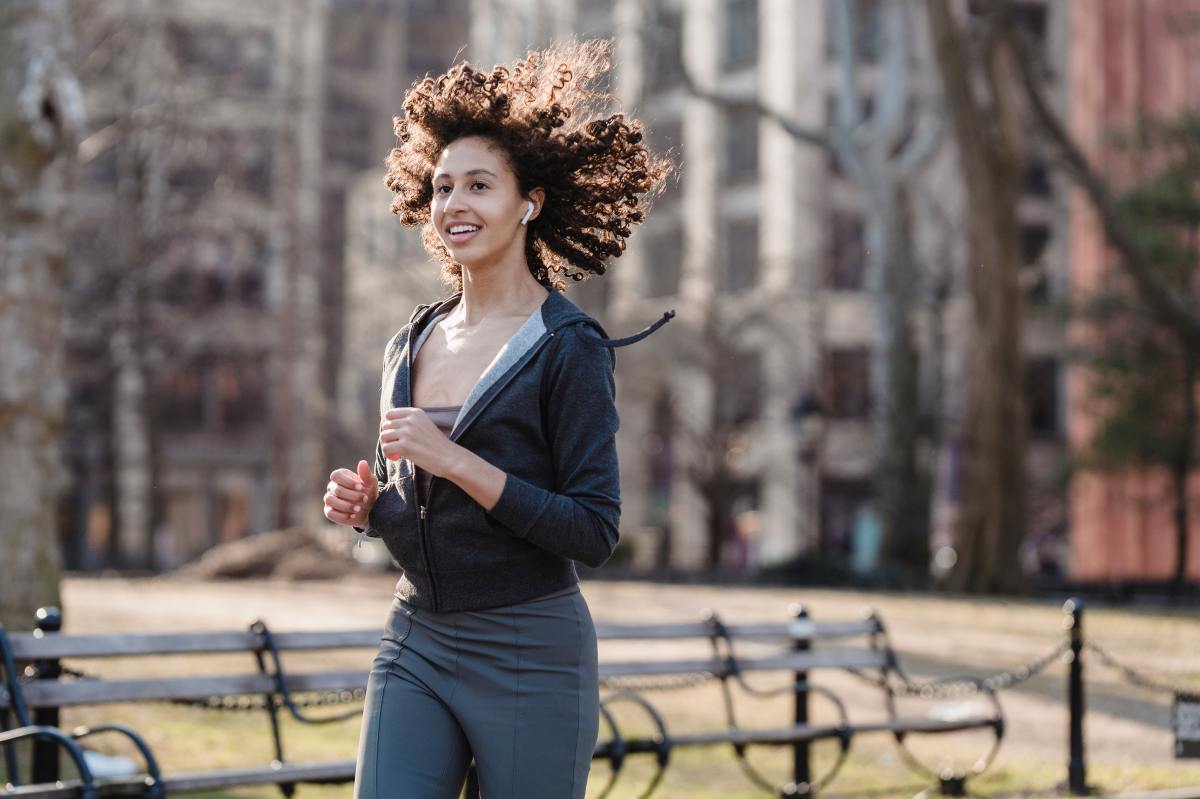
{"left": 1004, "top": 4, "right": 1200, "bottom": 348}
{"left": 678, "top": 66, "right": 828, "bottom": 149}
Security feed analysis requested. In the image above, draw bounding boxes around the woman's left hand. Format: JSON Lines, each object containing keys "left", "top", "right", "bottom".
{"left": 379, "top": 407, "right": 461, "bottom": 477}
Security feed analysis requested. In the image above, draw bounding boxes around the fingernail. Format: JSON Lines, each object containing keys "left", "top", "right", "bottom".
{"left": 354, "top": 505, "right": 361, "bottom": 512}
{"left": 356, "top": 484, "right": 363, "bottom": 490}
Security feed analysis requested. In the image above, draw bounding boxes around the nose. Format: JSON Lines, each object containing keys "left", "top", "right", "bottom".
{"left": 443, "top": 185, "right": 470, "bottom": 215}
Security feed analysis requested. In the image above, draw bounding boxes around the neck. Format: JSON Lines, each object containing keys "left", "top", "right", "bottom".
{"left": 455, "top": 250, "right": 548, "bottom": 325}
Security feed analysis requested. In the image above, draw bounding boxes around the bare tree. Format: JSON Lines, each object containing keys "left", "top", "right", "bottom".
{"left": 926, "top": 0, "right": 1028, "bottom": 592}
{"left": 62, "top": 1, "right": 327, "bottom": 568}
{"left": 829, "top": 0, "right": 941, "bottom": 577}
{"left": 670, "top": 0, "right": 941, "bottom": 577}
{"left": 0, "top": 0, "right": 85, "bottom": 626}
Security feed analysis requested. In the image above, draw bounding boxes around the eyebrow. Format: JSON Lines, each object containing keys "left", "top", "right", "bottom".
{"left": 432, "top": 168, "right": 498, "bottom": 181}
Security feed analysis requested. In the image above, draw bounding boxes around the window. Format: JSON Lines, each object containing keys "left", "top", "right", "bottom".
{"left": 644, "top": 3, "right": 684, "bottom": 93}
{"left": 157, "top": 362, "right": 207, "bottom": 432}
{"left": 722, "top": 0, "right": 758, "bottom": 69}
{"left": 828, "top": 211, "right": 866, "bottom": 290}
{"left": 166, "top": 131, "right": 272, "bottom": 201}
{"left": 165, "top": 21, "right": 273, "bottom": 91}
{"left": 405, "top": 0, "right": 469, "bottom": 80}
{"left": 716, "top": 348, "right": 762, "bottom": 428}
{"left": 1023, "top": 156, "right": 1052, "bottom": 196}
{"left": 1025, "top": 357, "right": 1061, "bottom": 440}
{"left": 645, "top": 225, "right": 683, "bottom": 297}
{"left": 155, "top": 228, "right": 269, "bottom": 310}
{"left": 824, "top": 0, "right": 882, "bottom": 64}
{"left": 720, "top": 219, "right": 759, "bottom": 292}
{"left": 722, "top": 111, "right": 758, "bottom": 183}
{"left": 156, "top": 356, "right": 267, "bottom": 433}
{"left": 327, "top": 13, "right": 377, "bottom": 70}
{"left": 322, "top": 89, "right": 375, "bottom": 169}
{"left": 215, "top": 357, "right": 268, "bottom": 431}
{"left": 1021, "top": 223, "right": 1051, "bottom": 265}
{"left": 824, "top": 348, "right": 871, "bottom": 419}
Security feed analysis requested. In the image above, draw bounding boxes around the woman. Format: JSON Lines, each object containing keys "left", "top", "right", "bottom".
{"left": 321, "top": 40, "right": 671, "bottom": 798}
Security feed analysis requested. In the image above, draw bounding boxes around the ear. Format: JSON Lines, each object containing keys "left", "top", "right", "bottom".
{"left": 524, "top": 188, "right": 545, "bottom": 223}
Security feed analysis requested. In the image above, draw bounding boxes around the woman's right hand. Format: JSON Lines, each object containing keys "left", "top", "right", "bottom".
{"left": 323, "top": 460, "right": 379, "bottom": 527}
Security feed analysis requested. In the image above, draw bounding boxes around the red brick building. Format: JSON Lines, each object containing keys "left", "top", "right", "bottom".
{"left": 1067, "top": 0, "right": 1200, "bottom": 580}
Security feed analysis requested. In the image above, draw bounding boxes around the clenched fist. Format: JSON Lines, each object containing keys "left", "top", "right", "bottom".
{"left": 323, "top": 459, "right": 379, "bottom": 527}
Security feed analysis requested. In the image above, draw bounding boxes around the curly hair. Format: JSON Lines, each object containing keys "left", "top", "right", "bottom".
{"left": 384, "top": 39, "right": 671, "bottom": 292}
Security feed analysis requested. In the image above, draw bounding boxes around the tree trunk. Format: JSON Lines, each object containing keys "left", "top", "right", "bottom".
{"left": 874, "top": 185, "right": 931, "bottom": 577}
{"left": 1174, "top": 354, "right": 1197, "bottom": 592}
{"left": 830, "top": 0, "right": 936, "bottom": 579}
{"left": 0, "top": 0, "right": 84, "bottom": 628}
{"left": 927, "top": 0, "right": 1028, "bottom": 593}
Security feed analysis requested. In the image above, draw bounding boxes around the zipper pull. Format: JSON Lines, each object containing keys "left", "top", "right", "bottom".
{"left": 355, "top": 528, "right": 365, "bottom": 548}
{"left": 419, "top": 505, "right": 427, "bottom": 519}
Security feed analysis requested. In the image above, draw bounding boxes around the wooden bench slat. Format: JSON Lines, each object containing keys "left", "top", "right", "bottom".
{"left": 853, "top": 716, "right": 1001, "bottom": 735}
{"left": 160, "top": 759, "right": 358, "bottom": 791}
{"left": 0, "top": 760, "right": 360, "bottom": 799}
{"left": 6, "top": 630, "right": 383, "bottom": 660}
{"left": 5, "top": 620, "right": 881, "bottom": 661}
{"left": 594, "top": 619, "right": 879, "bottom": 641}
{"left": 11, "top": 671, "right": 368, "bottom": 709}
{"left": 4, "top": 648, "right": 888, "bottom": 709}
{"left": 598, "top": 647, "right": 889, "bottom": 678}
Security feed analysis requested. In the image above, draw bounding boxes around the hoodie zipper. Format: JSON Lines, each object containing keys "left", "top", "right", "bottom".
{"left": 406, "top": 312, "right": 442, "bottom": 612}
{"left": 410, "top": 330, "right": 557, "bottom": 613}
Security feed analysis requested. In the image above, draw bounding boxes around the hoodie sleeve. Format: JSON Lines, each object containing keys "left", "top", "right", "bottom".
{"left": 485, "top": 323, "right": 621, "bottom": 568}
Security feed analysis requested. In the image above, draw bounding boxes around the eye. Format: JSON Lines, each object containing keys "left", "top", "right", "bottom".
{"left": 470, "top": 181, "right": 488, "bottom": 191}
{"left": 434, "top": 185, "right": 451, "bottom": 194}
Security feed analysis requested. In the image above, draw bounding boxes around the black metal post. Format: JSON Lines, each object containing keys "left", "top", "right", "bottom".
{"left": 31, "top": 607, "right": 63, "bottom": 786}
{"left": 790, "top": 603, "right": 811, "bottom": 794}
{"left": 1065, "top": 598, "right": 1087, "bottom": 795}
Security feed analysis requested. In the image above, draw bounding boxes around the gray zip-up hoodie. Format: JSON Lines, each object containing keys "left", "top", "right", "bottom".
{"left": 355, "top": 286, "right": 672, "bottom": 612}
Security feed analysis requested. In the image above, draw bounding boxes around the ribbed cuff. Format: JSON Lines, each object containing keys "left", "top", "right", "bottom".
{"left": 487, "top": 473, "right": 553, "bottom": 538}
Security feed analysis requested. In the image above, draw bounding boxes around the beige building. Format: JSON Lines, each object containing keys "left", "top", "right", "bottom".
{"left": 424, "top": 0, "right": 1072, "bottom": 577}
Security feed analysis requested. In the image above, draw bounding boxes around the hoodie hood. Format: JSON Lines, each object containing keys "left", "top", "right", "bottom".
{"left": 406, "top": 288, "right": 674, "bottom": 348}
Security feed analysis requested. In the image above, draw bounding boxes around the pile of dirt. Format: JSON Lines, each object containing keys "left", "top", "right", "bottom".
{"left": 174, "top": 527, "right": 358, "bottom": 581}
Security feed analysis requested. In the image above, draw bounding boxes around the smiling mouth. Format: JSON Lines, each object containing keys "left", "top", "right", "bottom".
{"left": 447, "top": 224, "right": 481, "bottom": 244}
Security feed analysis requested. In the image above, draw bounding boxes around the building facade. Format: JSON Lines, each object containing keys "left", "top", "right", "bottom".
{"left": 60, "top": 0, "right": 468, "bottom": 570}
{"left": 1066, "top": 0, "right": 1200, "bottom": 581}
{"left": 349, "top": 0, "right": 1070, "bottom": 576}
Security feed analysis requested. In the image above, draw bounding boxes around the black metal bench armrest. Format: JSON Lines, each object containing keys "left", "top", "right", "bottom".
{"left": 0, "top": 725, "right": 98, "bottom": 799}
{"left": 69, "top": 723, "right": 163, "bottom": 799}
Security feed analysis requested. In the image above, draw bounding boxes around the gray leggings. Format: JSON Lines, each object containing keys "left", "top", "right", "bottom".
{"left": 352, "top": 584, "right": 599, "bottom": 799}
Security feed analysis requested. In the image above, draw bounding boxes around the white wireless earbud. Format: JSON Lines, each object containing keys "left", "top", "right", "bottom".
{"left": 520, "top": 201, "right": 535, "bottom": 225}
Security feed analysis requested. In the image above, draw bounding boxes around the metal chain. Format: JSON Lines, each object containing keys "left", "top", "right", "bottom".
{"left": 170, "top": 688, "right": 366, "bottom": 712}
{"left": 1085, "top": 641, "right": 1200, "bottom": 701}
{"left": 600, "top": 671, "right": 717, "bottom": 692}
{"left": 846, "top": 638, "right": 1072, "bottom": 700}
{"left": 40, "top": 663, "right": 366, "bottom": 711}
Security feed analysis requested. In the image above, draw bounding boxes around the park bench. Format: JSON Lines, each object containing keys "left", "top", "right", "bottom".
{"left": 0, "top": 602, "right": 1004, "bottom": 799}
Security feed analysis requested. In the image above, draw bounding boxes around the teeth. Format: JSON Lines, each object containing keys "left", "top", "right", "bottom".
{"left": 449, "top": 225, "right": 480, "bottom": 234}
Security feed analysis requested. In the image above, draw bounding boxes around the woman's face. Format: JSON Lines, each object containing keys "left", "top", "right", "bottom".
{"left": 430, "top": 136, "right": 541, "bottom": 270}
